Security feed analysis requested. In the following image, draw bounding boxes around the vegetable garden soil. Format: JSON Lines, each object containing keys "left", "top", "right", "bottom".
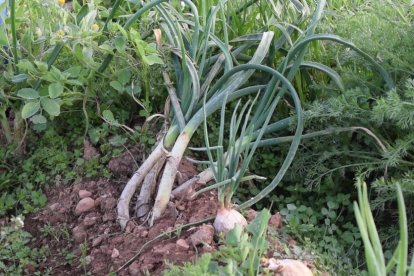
{"left": 24, "top": 157, "right": 219, "bottom": 275}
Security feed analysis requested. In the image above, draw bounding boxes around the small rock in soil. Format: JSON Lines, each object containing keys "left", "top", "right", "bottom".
{"left": 75, "top": 197, "right": 95, "bottom": 215}
{"left": 190, "top": 224, "right": 215, "bottom": 246}
{"left": 92, "top": 236, "right": 104, "bottom": 247}
{"left": 72, "top": 225, "right": 87, "bottom": 243}
{"left": 111, "top": 248, "right": 120, "bottom": 259}
{"left": 176, "top": 239, "right": 190, "bottom": 250}
{"left": 79, "top": 190, "right": 92, "bottom": 199}
{"left": 129, "top": 261, "right": 141, "bottom": 276}
{"left": 269, "top": 212, "right": 283, "bottom": 229}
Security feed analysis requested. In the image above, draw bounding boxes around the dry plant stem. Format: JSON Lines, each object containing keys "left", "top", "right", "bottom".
{"left": 171, "top": 167, "right": 214, "bottom": 197}
{"left": 151, "top": 132, "right": 191, "bottom": 224}
{"left": 0, "top": 110, "right": 12, "bottom": 144}
{"left": 117, "top": 142, "right": 167, "bottom": 230}
{"left": 135, "top": 156, "right": 167, "bottom": 220}
{"left": 13, "top": 113, "right": 25, "bottom": 156}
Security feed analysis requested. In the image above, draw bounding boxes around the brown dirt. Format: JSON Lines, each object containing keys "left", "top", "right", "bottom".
{"left": 23, "top": 151, "right": 314, "bottom": 275}
{"left": 24, "top": 158, "right": 218, "bottom": 276}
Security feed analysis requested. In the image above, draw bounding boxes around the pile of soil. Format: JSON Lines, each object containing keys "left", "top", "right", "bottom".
{"left": 24, "top": 157, "right": 218, "bottom": 275}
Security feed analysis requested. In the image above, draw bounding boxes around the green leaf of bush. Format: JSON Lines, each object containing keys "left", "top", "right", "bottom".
{"left": 102, "top": 110, "right": 118, "bottom": 124}
{"left": 110, "top": 81, "right": 124, "bottom": 92}
{"left": 12, "top": 74, "right": 29, "bottom": 83}
{"left": 21, "top": 101, "right": 40, "bottom": 119}
{"left": 109, "top": 135, "right": 127, "bottom": 146}
{"left": 144, "top": 54, "right": 164, "bottom": 65}
{"left": 17, "top": 88, "right": 39, "bottom": 99}
{"left": 115, "top": 36, "right": 125, "bottom": 52}
{"left": 30, "top": 114, "right": 47, "bottom": 124}
{"left": 117, "top": 69, "right": 131, "bottom": 85}
{"left": 48, "top": 82, "right": 64, "bottom": 98}
{"left": 41, "top": 98, "right": 60, "bottom": 116}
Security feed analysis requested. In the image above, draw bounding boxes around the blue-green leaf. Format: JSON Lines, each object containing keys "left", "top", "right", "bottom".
{"left": 30, "top": 114, "right": 47, "bottom": 124}
{"left": 48, "top": 82, "right": 64, "bottom": 98}
{"left": 17, "top": 88, "right": 39, "bottom": 99}
{"left": 21, "top": 101, "right": 40, "bottom": 119}
{"left": 41, "top": 98, "right": 60, "bottom": 116}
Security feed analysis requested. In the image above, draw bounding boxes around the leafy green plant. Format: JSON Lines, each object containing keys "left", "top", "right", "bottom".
{"left": 0, "top": 124, "right": 116, "bottom": 216}
{"left": 354, "top": 179, "right": 414, "bottom": 275}
{"left": 40, "top": 223, "right": 71, "bottom": 242}
{"left": 113, "top": 0, "right": 394, "bottom": 236}
{"left": 78, "top": 241, "right": 89, "bottom": 275}
{"left": 0, "top": 215, "right": 49, "bottom": 275}
{"left": 0, "top": 0, "right": 164, "bottom": 154}
{"left": 164, "top": 209, "right": 272, "bottom": 276}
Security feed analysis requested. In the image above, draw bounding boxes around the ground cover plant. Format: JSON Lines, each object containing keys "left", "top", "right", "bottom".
{"left": 0, "top": 0, "right": 413, "bottom": 275}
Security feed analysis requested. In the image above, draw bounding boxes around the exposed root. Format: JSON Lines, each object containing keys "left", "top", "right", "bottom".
{"left": 172, "top": 167, "right": 214, "bottom": 199}
{"left": 151, "top": 133, "right": 190, "bottom": 224}
{"left": 117, "top": 142, "right": 168, "bottom": 230}
{"left": 135, "top": 156, "right": 167, "bottom": 221}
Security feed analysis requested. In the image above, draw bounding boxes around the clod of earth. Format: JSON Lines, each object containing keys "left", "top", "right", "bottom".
{"left": 83, "top": 139, "right": 100, "bottom": 160}
{"left": 92, "top": 236, "right": 104, "bottom": 247}
{"left": 190, "top": 224, "right": 215, "bottom": 246}
{"left": 48, "top": 202, "right": 61, "bottom": 212}
{"left": 269, "top": 212, "right": 283, "bottom": 229}
{"left": 79, "top": 189, "right": 92, "bottom": 199}
{"left": 72, "top": 225, "right": 87, "bottom": 243}
{"left": 83, "top": 215, "right": 99, "bottom": 227}
{"left": 245, "top": 209, "right": 258, "bottom": 222}
{"left": 176, "top": 238, "right": 190, "bottom": 250}
{"left": 128, "top": 261, "right": 140, "bottom": 276}
{"left": 75, "top": 197, "right": 95, "bottom": 215}
{"left": 267, "top": 258, "right": 313, "bottom": 276}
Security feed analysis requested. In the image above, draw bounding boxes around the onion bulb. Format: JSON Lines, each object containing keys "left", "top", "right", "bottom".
{"left": 213, "top": 208, "right": 247, "bottom": 234}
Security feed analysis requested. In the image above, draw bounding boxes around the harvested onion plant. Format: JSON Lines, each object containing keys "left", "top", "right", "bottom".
{"left": 116, "top": 0, "right": 394, "bottom": 230}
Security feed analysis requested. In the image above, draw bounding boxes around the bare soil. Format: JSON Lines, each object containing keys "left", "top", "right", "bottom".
{"left": 24, "top": 159, "right": 218, "bottom": 276}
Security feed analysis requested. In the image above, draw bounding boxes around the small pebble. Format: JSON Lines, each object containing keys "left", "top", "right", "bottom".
{"left": 176, "top": 239, "right": 190, "bottom": 250}
{"left": 79, "top": 190, "right": 92, "bottom": 199}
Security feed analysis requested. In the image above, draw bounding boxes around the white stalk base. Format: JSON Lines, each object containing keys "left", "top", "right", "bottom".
{"left": 151, "top": 132, "right": 190, "bottom": 224}
{"left": 117, "top": 142, "right": 167, "bottom": 230}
